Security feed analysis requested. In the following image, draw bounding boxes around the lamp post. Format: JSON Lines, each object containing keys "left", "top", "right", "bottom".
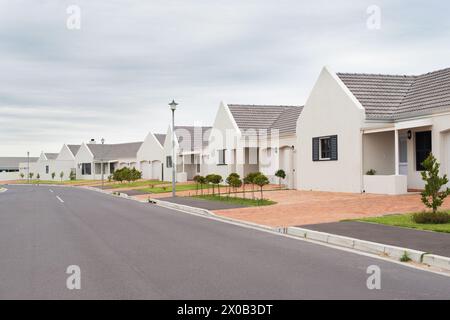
{"left": 101, "top": 138, "right": 105, "bottom": 190}
{"left": 27, "top": 151, "right": 30, "bottom": 184}
{"left": 169, "top": 100, "right": 178, "bottom": 197}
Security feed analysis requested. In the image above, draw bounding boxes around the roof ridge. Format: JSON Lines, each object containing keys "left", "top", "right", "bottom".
{"left": 228, "top": 104, "right": 300, "bottom": 108}
{"left": 337, "top": 72, "right": 416, "bottom": 78}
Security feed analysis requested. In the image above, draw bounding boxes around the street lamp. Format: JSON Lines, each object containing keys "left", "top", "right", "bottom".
{"left": 101, "top": 138, "right": 105, "bottom": 190}
{"left": 169, "top": 100, "right": 178, "bottom": 197}
{"left": 27, "top": 151, "right": 30, "bottom": 184}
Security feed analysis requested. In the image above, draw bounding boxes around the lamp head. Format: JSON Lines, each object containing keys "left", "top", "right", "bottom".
{"left": 169, "top": 99, "right": 178, "bottom": 111}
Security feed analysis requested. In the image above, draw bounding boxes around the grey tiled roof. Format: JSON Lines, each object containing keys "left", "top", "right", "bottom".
{"left": 337, "top": 67, "right": 450, "bottom": 120}
{"left": 174, "top": 126, "right": 212, "bottom": 152}
{"left": 154, "top": 134, "right": 166, "bottom": 147}
{"left": 44, "top": 153, "right": 59, "bottom": 160}
{"left": 86, "top": 142, "right": 143, "bottom": 161}
{"left": 228, "top": 104, "right": 302, "bottom": 135}
{"left": 67, "top": 145, "right": 80, "bottom": 156}
{"left": 0, "top": 157, "right": 38, "bottom": 169}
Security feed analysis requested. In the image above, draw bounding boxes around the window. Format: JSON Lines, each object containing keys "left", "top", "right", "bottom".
{"left": 415, "top": 131, "right": 432, "bottom": 171}
{"left": 218, "top": 149, "right": 226, "bottom": 165}
{"left": 313, "top": 135, "right": 338, "bottom": 161}
{"left": 196, "top": 163, "right": 201, "bottom": 173}
{"left": 81, "top": 163, "right": 91, "bottom": 175}
{"left": 45, "top": 165, "right": 49, "bottom": 174}
{"left": 320, "top": 137, "right": 331, "bottom": 160}
{"left": 166, "top": 156, "right": 173, "bottom": 168}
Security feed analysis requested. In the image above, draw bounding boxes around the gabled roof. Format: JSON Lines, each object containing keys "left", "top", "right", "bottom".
{"left": 228, "top": 104, "right": 303, "bottom": 135}
{"left": 86, "top": 142, "right": 143, "bottom": 161}
{"left": 154, "top": 134, "right": 166, "bottom": 147}
{"left": 337, "top": 67, "right": 450, "bottom": 120}
{"left": 67, "top": 144, "right": 80, "bottom": 156}
{"left": 174, "top": 126, "right": 212, "bottom": 152}
{"left": 0, "top": 157, "right": 38, "bottom": 169}
{"left": 44, "top": 153, "right": 59, "bottom": 160}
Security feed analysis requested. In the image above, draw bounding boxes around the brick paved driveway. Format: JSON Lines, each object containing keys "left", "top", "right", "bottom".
{"left": 213, "top": 190, "right": 450, "bottom": 227}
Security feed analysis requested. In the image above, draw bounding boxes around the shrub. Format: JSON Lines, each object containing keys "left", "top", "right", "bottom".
{"left": 400, "top": 252, "right": 411, "bottom": 262}
{"left": 412, "top": 211, "right": 450, "bottom": 224}
{"left": 366, "top": 169, "right": 376, "bottom": 175}
{"left": 275, "top": 169, "right": 286, "bottom": 189}
{"left": 420, "top": 153, "right": 450, "bottom": 213}
{"left": 253, "top": 173, "right": 269, "bottom": 201}
{"left": 69, "top": 170, "right": 76, "bottom": 181}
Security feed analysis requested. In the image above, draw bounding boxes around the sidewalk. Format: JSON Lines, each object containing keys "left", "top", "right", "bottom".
{"left": 303, "top": 221, "right": 450, "bottom": 257}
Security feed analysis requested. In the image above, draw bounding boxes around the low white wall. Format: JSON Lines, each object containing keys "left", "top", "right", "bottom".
{"left": 363, "top": 175, "right": 407, "bottom": 195}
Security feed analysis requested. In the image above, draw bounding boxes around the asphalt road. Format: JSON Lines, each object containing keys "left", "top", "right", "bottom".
{"left": 0, "top": 185, "right": 449, "bottom": 299}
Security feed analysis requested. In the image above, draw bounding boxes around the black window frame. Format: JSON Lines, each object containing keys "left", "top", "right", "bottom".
{"left": 166, "top": 156, "right": 173, "bottom": 168}
{"left": 218, "top": 149, "right": 226, "bottom": 165}
{"left": 81, "top": 163, "right": 91, "bottom": 175}
{"left": 313, "top": 135, "right": 338, "bottom": 161}
{"left": 415, "top": 131, "right": 432, "bottom": 171}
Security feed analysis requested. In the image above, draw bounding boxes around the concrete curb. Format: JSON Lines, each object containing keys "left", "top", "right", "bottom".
{"left": 286, "top": 227, "right": 450, "bottom": 271}
{"left": 148, "top": 198, "right": 212, "bottom": 216}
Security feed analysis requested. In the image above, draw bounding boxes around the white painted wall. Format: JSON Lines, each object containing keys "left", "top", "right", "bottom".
{"left": 206, "top": 102, "right": 241, "bottom": 180}
{"left": 137, "top": 132, "right": 164, "bottom": 179}
{"left": 296, "top": 66, "right": 365, "bottom": 193}
{"left": 363, "top": 131, "right": 395, "bottom": 175}
{"left": 74, "top": 143, "right": 95, "bottom": 180}
{"left": 163, "top": 126, "right": 180, "bottom": 182}
{"left": 0, "top": 172, "right": 20, "bottom": 181}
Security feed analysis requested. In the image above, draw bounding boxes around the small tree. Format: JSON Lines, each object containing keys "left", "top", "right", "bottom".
{"left": 113, "top": 168, "right": 125, "bottom": 183}
{"left": 60, "top": 171, "right": 64, "bottom": 182}
{"left": 211, "top": 174, "right": 223, "bottom": 196}
{"left": 51, "top": 172, "right": 56, "bottom": 180}
{"left": 229, "top": 177, "right": 242, "bottom": 198}
{"left": 420, "top": 153, "right": 450, "bottom": 213}
{"left": 275, "top": 169, "right": 286, "bottom": 189}
{"left": 245, "top": 172, "right": 260, "bottom": 199}
{"left": 254, "top": 173, "right": 269, "bottom": 203}
{"left": 197, "top": 176, "right": 206, "bottom": 196}
{"left": 226, "top": 173, "right": 240, "bottom": 195}
{"left": 69, "top": 170, "right": 76, "bottom": 181}
{"left": 193, "top": 175, "right": 201, "bottom": 195}
{"left": 29, "top": 172, "right": 34, "bottom": 180}
{"left": 20, "top": 173, "right": 24, "bottom": 179}
{"left": 243, "top": 175, "right": 252, "bottom": 199}
{"left": 36, "top": 173, "right": 40, "bottom": 184}
{"left": 205, "top": 174, "right": 215, "bottom": 195}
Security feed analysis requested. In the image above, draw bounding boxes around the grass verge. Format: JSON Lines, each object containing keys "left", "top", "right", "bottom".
{"left": 355, "top": 211, "right": 450, "bottom": 233}
{"left": 106, "top": 180, "right": 164, "bottom": 189}
{"left": 140, "top": 183, "right": 212, "bottom": 194}
{"left": 193, "top": 194, "right": 276, "bottom": 207}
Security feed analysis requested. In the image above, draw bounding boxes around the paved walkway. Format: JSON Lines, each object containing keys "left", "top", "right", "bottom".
{"left": 157, "top": 196, "right": 246, "bottom": 210}
{"left": 213, "top": 190, "right": 450, "bottom": 227}
{"left": 303, "top": 221, "right": 450, "bottom": 257}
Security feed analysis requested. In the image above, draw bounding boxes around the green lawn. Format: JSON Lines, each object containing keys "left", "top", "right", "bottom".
{"left": 355, "top": 212, "right": 450, "bottom": 233}
{"left": 193, "top": 194, "right": 276, "bottom": 207}
{"left": 106, "top": 180, "right": 164, "bottom": 189}
{"left": 140, "top": 183, "right": 212, "bottom": 194}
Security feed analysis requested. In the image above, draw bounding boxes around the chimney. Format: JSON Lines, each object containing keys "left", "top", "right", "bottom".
{"left": 89, "top": 139, "right": 96, "bottom": 144}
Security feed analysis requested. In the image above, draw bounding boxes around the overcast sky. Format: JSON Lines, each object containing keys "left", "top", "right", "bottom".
{"left": 1, "top": 0, "right": 450, "bottom": 156}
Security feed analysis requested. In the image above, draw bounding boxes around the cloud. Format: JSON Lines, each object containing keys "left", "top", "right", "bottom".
{"left": 1, "top": 0, "right": 450, "bottom": 155}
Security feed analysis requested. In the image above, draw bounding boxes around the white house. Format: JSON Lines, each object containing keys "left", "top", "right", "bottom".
{"left": 206, "top": 102, "right": 302, "bottom": 188}
{"left": 163, "top": 125, "right": 212, "bottom": 182}
{"left": 1, "top": 157, "right": 38, "bottom": 181}
{"left": 136, "top": 132, "right": 166, "bottom": 180}
{"left": 74, "top": 140, "right": 143, "bottom": 180}
{"left": 297, "top": 66, "right": 450, "bottom": 195}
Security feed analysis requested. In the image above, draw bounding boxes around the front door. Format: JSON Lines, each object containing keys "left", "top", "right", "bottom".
{"left": 399, "top": 134, "right": 408, "bottom": 175}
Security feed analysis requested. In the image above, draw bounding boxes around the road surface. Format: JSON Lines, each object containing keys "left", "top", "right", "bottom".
{"left": 0, "top": 185, "right": 449, "bottom": 299}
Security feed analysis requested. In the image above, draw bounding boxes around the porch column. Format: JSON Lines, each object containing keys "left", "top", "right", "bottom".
{"left": 182, "top": 155, "right": 185, "bottom": 173}
{"left": 394, "top": 129, "right": 399, "bottom": 175}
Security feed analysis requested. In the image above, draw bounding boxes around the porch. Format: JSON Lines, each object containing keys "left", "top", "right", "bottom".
{"left": 362, "top": 119, "right": 433, "bottom": 195}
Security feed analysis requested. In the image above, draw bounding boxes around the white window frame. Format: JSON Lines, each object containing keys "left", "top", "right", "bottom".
{"left": 218, "top": 149, "right": 226, "bottom": 165}
{"left": 319, "top": 137, "right": 331, "bottom": 161}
